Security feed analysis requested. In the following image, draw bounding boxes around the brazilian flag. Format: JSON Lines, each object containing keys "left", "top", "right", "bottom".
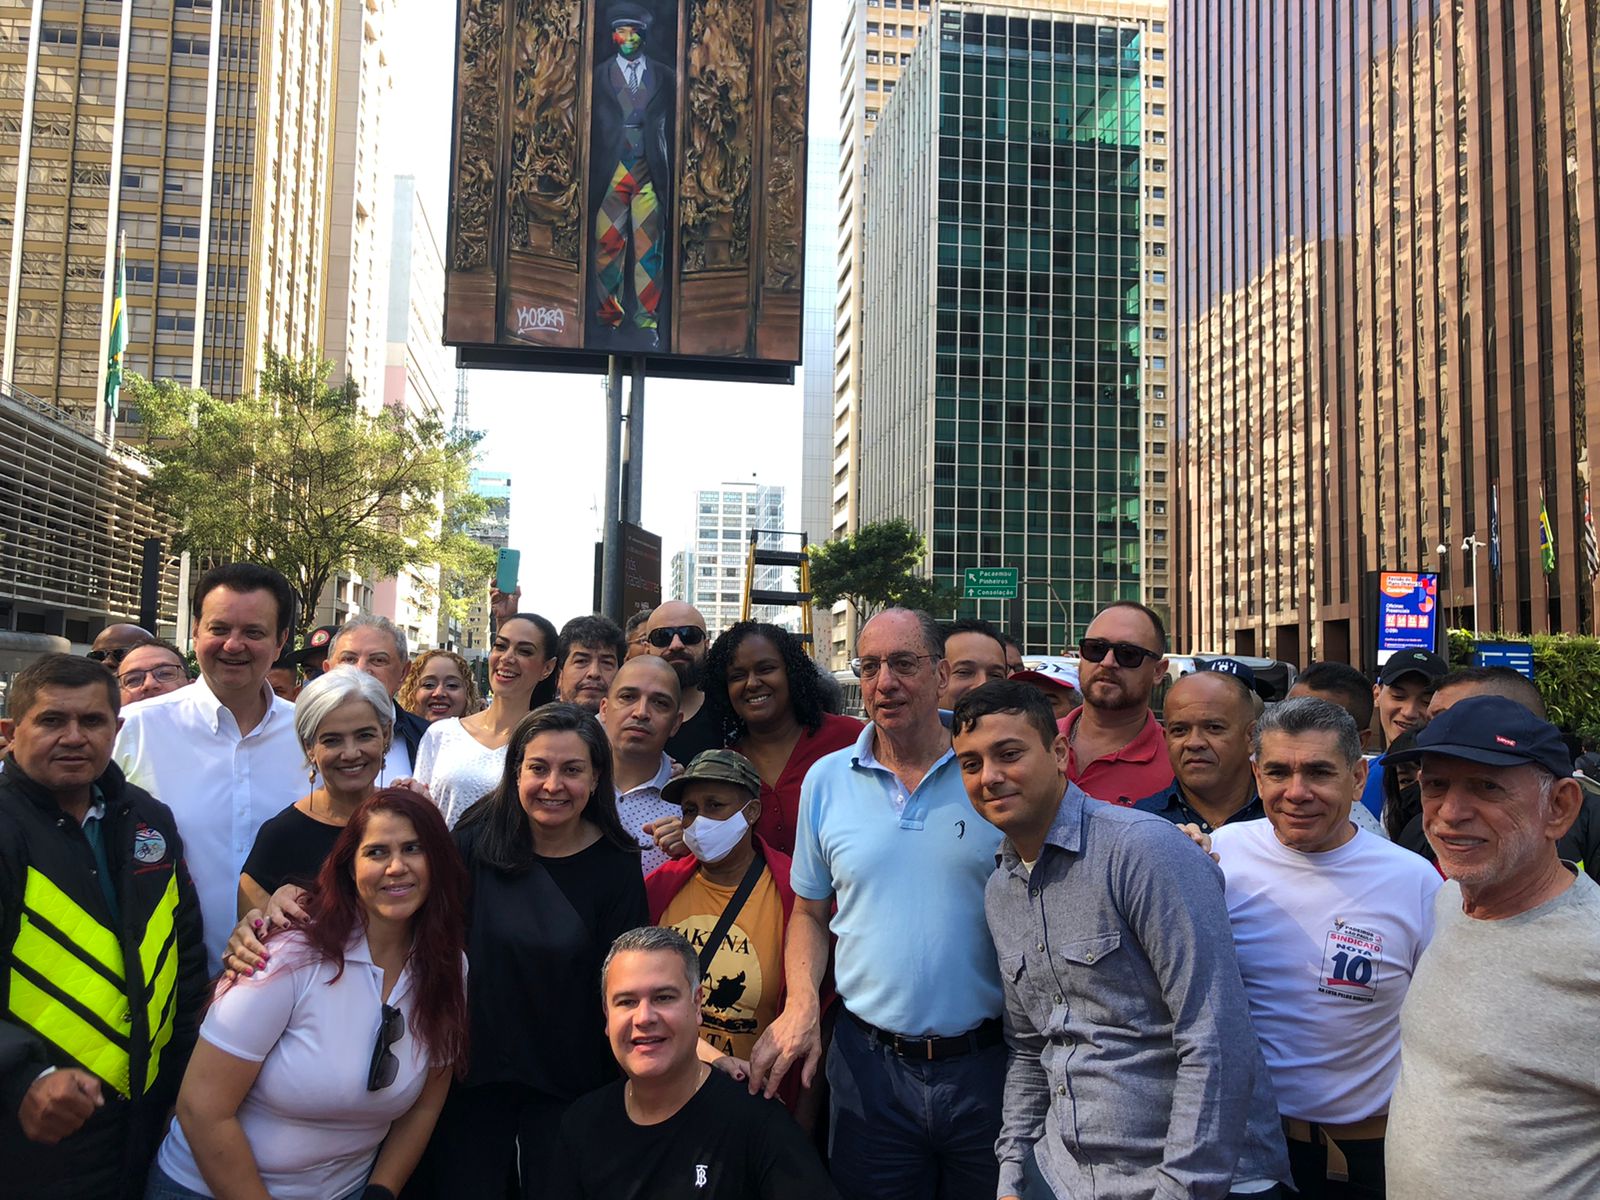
{"left": 105, "top": 231, "right": 126, "bottom": 420}
{"left": 1539, "top": 490, "right": 1556, "bottom": 575}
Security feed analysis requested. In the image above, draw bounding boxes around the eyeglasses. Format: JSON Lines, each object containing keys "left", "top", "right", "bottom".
{"left": 1078, "top": 638, "right": 1162, "bottom": 669}
{"left": 117, "top": 665, "right": 187, "bottom": 689}
{"left": 367, "top": 1003, "right": 405, "bottom": 1091}
{"left": 850, "top": 653, "right": 935, "bottom": 680}
{"left": 87, "top": 647, "right": 129, "bottom": 665}
{"left": 647, "top": 625, "right": 706, "bottom": 648}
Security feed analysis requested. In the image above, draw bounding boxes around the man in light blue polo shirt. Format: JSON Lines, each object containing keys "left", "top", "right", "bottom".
{"left": 747, "top": 608, "right": 1005, "bottom": 1200}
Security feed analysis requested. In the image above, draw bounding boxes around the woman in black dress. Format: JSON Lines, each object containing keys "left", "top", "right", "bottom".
{"left": 421, "top": 702, "right": 648, "bottom": 1199}
{"left": 238, "top": 666, "right": 393, "bottom": 915}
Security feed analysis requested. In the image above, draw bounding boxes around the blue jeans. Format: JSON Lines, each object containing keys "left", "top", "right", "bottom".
{"left": 826, "top": 1011, "right": 1006, "bottom": 1200}
{"left": 146, "top": 1161, "right": 367, "bottom": 1200}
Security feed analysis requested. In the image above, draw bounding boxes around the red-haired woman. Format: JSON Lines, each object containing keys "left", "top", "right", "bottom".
{"left": 144, "top": 789, "right": 468, "bottom": 1200}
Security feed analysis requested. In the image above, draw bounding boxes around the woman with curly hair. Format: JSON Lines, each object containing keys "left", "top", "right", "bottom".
{"left": 702, "top": 622, "right": 863, "bottom": 857}
{"left": 148, "top": 789, "right": 468, "bottom": 1200}
{"left": 397, "top": 650, "right": 481, "bottom": 723}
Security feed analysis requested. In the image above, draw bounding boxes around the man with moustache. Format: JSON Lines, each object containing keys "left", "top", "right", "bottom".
{"left": 646, "top": 601, "right": 723, "bottom": 763}
{"left": 1148, "top": 669, "right": 1263, "bottom": 832}
{"left": 556, "top": 615, "right": 627, "bottom": 714}
{"left": 601, "top": 655, "right": 683, "bottom": 872}
{"left": 1384, "top": 696, "right": 1600, "bottom": 1197}
{"left": 1063, "top": 602, "right": 1175, "bottom": 807}
{"left": 952, "top": 681, "right": 1290, "bottom": 1200}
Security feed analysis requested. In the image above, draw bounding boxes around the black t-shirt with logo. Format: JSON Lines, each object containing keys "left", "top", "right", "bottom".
{"left": 546, "top": 1069, "right": 838, "bottom": 1199}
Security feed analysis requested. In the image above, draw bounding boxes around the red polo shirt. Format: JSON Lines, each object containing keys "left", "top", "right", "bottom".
{"left": 1058, "top": 707, "right": 1174, "bottom": 808}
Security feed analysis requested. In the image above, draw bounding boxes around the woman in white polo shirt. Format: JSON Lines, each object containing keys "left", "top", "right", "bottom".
{"left": 145, "top": 788, "right": 469, "bottom": 1200}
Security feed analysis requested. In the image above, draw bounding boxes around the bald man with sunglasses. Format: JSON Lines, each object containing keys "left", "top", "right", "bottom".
{"left": 1063, "top": 602, "right": 1175, "bottom": 809}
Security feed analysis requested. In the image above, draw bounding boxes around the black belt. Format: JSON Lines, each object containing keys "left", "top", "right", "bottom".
{"left": 846, "top": 1010, "right": 1003, "bottom": 1061}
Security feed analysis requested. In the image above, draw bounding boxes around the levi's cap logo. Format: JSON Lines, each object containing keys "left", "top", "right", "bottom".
{"left": 1494, "top": 735, "right": 1517, "bottom": 747}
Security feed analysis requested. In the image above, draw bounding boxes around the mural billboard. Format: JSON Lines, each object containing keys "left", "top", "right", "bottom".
{"left": 445, "top": 0, "right": 811, "bottom": 374}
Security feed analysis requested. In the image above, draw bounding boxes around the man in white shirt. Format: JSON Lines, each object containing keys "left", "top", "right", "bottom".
{"left": 325, "top": 613, "right": 426, "bottom": 780}
{"left": 114, "top": 563, "right": 305, "bottom": 971}
{"left": 1212, "top": 697, "right": 1442, "bottom": 1199}
{"left": 600, "top": 655, "right": 682, "bottom": 872}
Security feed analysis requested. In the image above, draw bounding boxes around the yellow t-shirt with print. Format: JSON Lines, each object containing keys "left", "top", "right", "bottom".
{"left": 662, "top": 866, "right": 785, "bottom": 1060}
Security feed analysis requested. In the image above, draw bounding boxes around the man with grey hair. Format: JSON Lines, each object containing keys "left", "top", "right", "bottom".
{"left": 1383, "top": 696, "right": 1600, "bottom": 1197}
{"left": 749, "top": 607, "right": 1007, "bottom": 1199}
{"left": 326, "top": 613, "right": 427, "bottom": 777}
{"left": 546, "top": 925, "right": 839, "bottom": 1198}
{"left": 1210, "top": 697, "right": 1441, "bottom": 1196}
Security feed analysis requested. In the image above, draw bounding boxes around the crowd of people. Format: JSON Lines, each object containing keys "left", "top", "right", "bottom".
{"left": 1, "top": 561, "right": 1596, "bottom": 1199}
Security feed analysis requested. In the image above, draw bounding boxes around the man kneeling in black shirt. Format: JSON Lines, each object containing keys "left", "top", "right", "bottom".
{"left": 548, "top": 926, "right": 839, "bottom": 1199}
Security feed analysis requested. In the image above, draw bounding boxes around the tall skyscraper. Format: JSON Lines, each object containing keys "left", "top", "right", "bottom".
{"left": 669, "top": 482, "right": 790, "bottom": 635}
{"left": 857, "top": 0, "right": 1169, "bottom": 657}
{"left": 801, "top": 128, "right": 840, "bottom": 660}
{"left": 371, "top": 174, "right": 452, "bottom": 650}
{"left": 324, "top": 0, "right": 396, "bottom": 410}
{"left": 0, "top": 1, "right": 342, "bottom": 422}
{"left": 1172, "top": 3, "right": 1600, "bottom": 661}
{"left": 829, "top": 0, "right": 935, "bottom": 665}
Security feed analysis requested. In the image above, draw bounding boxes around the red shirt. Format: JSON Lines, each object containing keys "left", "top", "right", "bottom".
{"left": 744, "top": 712, "right": 864, "bottom": 857}
{"left": 1058, "top": 707, "right": 1174, "bottom": 808}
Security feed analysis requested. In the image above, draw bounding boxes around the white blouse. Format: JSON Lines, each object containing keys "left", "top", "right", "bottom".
{"left": 414, "top": 717, "right": 508, "bottom": 828}
{"left": 155, "top": 931, "right": 465, "bottom": 1200}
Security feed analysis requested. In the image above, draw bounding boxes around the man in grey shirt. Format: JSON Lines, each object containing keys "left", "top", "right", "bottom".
{"left": 952, "top": 682, "right": 1290, "bottom": 1200}
{"left": 1384, "top": 695, "right": 1600, "bottom": 1197}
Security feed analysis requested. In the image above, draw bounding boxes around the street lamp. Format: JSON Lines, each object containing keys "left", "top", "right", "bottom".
{"left": 1436, "top": 542, "right": 1449, "bottom": 641}
{"left": 1461, "top": 536, "right": 1486, "bottom": 634}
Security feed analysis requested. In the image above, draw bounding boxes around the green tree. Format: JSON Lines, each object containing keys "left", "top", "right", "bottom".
{"left": 128, "top": 352, "right": 496, "bottom": 638}
{"left": 809, "top": 518, "right": 960, "bottom": 623}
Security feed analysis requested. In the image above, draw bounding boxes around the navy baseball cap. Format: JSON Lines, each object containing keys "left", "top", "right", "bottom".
{"left": 1378, "top": 648, "right": 1448, "bottom": 687}
{"left": 1201, "top": 657, "right": 1257, "bottom": 688}
{"left": 1383, "top": 694, "right": 1573, "bottom": 778}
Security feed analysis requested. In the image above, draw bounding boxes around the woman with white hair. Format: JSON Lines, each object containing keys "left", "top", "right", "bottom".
{"left": 237, "top": 666, "right": 394, "bottom": 916}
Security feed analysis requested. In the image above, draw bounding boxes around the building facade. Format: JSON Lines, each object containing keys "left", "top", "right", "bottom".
{"left": 457, "top": 468, "right": 510, "bottom": 657}
{"left": 1172, "top": 2, "right": 1600, "bottom": 663}
{"left": 370, "top": 174, "right": 452, "bottom": 652}
{"left": 0, "top": 0, "right": 341, "bottom": 424}
{"left": 829, "top": 0, "right": 935, "bottom": 664}
{"left": 801, "top": 121, "right": 839, "bottom": 660}
{"left": 858, "top": 0, "right": 1169, "bottom": 656}
{"left": 0, "top": 380, "right": 179, "bottom": 643}
{"left": 669, "top": 482, "right": 791, "bottom": 636}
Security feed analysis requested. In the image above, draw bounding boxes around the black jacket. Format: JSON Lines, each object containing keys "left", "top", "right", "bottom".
{"left": 394, "top": 703, "right": 430, "bottom": 774}
{"left": 0, "top": 757, "right": 208, "bottom": 1199}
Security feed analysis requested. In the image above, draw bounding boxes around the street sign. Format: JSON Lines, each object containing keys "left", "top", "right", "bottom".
{"left": 964, "top": 567, "right": 1019, "bottom": 599}
{"left": 1473, "top": 642, "right": 1535, "bottom": 680}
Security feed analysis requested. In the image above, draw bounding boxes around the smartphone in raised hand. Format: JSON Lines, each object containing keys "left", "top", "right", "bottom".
{"left": 495, "top": 548, "right": 521, "bottom": 596}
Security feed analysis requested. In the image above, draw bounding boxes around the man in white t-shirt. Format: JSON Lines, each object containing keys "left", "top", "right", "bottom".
{"left": 1212, "top": 696, "right": 1442, "bottom": 1199}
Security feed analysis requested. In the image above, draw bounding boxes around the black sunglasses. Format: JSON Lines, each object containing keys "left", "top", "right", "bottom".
{"left": 367, "top": 1004, "right": 405, "bottom": 1091}
{"left": 1078, "top": 638, "right": 1162, "bottom": 669}
{"left": 87, "top": 647, "right": 129, "bottom": 665}
{"left": 647, "top": 625, "right": 706, "bottom": 648}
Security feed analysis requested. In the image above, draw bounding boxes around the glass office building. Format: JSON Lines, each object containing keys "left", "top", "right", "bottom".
{"left": 861, "top": 0, "right": 1167, "bottom": 655}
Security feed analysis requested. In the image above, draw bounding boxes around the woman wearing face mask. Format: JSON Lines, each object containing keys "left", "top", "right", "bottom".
{"left": 644, "top": 749, "right": 819, "bottom": 1114}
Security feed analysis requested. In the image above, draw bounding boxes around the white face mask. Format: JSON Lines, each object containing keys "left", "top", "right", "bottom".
{"left": 681, "top": 804, "right": 752, "bottom": 864}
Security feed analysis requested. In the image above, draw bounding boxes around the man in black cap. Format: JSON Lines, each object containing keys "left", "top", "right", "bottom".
{"left": 591, "top": 2, "right": 674, "bottom": 348}
{"left": 284, "top": 624, "right": 338, "bottom": 683}
{"left": 1360, "top": 648, "right": 1447, "bottom": 823}
{"left": 1384, "top": 696, "right": 1600, "bottom": 1198}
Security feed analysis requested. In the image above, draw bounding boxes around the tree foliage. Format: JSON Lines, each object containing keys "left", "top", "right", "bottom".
{"left": 809, "top": 519, "right": 961, "bottom": 622}
{"left": 128, "top": 352, "right": 496, "bottom": 637}
{"left": 1445, "top": 627, "right": 1600, "bottom": 733}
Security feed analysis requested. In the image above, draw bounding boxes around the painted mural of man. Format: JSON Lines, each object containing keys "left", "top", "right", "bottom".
{"left": 592, "top": 3, "right": 674, "bottom": 348}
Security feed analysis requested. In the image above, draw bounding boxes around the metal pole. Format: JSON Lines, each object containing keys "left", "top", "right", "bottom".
{"left": 1470, "top": 543, "right": 1480, "bottom": 635}
{"left": 624, "top": 354, "right": 645, "bottom": 525}
{"left": 602, "top": 357, "right": 625, "bottom": 619}
{"left": 175, "top": 550, "right": 193, "bottom": 650}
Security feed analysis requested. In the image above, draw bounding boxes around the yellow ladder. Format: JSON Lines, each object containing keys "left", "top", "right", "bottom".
{"left": 741, "top": 529, "right": 814, "bottom": 645}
